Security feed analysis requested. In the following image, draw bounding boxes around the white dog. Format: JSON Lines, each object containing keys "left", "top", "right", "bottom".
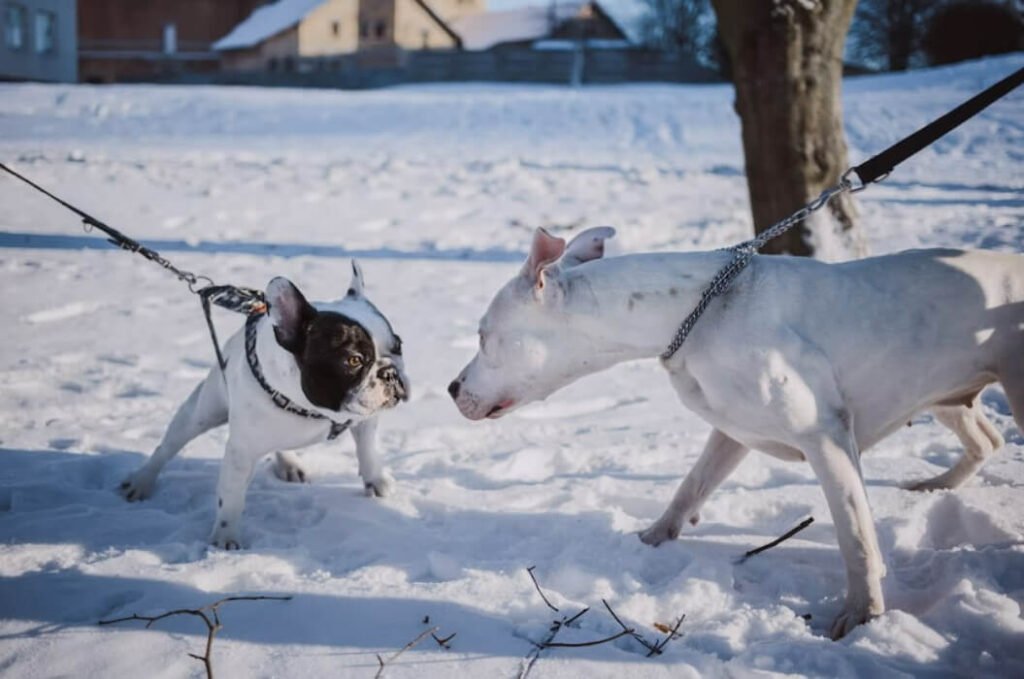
{"left": 449, "top": 227, "right": 1024, "bottom": 638}
{"left": 121, "top": 262, "right": 409, "bottom": 549}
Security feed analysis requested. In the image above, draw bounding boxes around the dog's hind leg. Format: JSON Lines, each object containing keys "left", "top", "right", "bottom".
{"left": 121, "top": 370, "right": 229, "bottom": 501}
{"left": 904, "top": 399, "right": 1003, "bottom": 492}
{"left": 1001, "top": 359, "right": 1024, "bottom": 438}
{"left": 639, "top": 429, "right": 749, "bottom": 546}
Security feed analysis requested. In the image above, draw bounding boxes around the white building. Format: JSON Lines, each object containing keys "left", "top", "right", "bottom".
{"left": 1, "top": 0, "right": 77, "bottom": 82}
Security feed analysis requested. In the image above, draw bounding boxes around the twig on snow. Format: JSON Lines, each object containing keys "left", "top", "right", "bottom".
{"left": 520, "top": 566, "right": 688, "bottom": 677}
{"left": 602, "top": 599, "right": 661, "bottom": 655}
{"left": 526, "top": 565, "right": 559, "bottom": 612}
{"left": 98, "top": 595, "right": 292, "bottom": 679}
{"left": 432, "top": 631, "right": 457, "bottom": 649}
{"left": 602, "top": 599, "right": 685, "bottom": 657}
{"left": 738, "top": 517, "right": 815, "bottom": 563}
{"left": 518, "top": 608, "right": 590, "bottom": 679}
{"left": 375, "top": 625, "right": 439, "bottom": 678}
{"left": 539, "top": 628, "right": 635, "bottom": 648}
{"left": 647, "top": 615, "right": 686, "bottom": 657}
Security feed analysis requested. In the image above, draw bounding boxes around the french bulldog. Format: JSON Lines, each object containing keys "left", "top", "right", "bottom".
{"left": 449, "top": 226, "right": 1024, "bottom": 638}
{"left": 121, "top": 261, "right": 409, "bottom": 549}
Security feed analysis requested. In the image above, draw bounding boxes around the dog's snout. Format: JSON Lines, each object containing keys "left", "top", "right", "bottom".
{"left": 378, "top": 364, "right": 409, "bottom": 402}
{"left": 447, "top": 380, "right": 461, "bottom": 400}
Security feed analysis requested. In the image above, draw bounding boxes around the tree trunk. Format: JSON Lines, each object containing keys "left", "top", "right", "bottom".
{"left": 711, "top": 0, "right": 866, "bottom": 260}
{"left": 886, "top": 0, "right": 915, "bottom": 71}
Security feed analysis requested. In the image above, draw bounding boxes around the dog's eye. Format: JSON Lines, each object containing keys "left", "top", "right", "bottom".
{"left": 347, "top": 355, "right": 363, "bottom": 368}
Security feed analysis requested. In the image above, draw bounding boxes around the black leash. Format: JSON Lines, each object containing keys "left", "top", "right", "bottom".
{"left": 0, "top": 161, "right": 216, "bottom": 292}
{"left": 852, "top": 65, "right": 1024, "bottom": 186}
{"left": 0, "top": 161, "right": 266, "bottom": 372}
{"left": 0, "top": 162, "right": 354, "bottom": 438}
{"left": 662, "top": 64, "right": 1024, "bottom": 361}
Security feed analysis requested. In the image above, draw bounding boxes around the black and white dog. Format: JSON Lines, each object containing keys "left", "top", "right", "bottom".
{"left": 120, "top": 262, "right": 409, "bottom": 549}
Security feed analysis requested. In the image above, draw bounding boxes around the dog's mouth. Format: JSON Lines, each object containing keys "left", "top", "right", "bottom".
{"left": 485, "top": 399, "right": 516, "bottom": 419}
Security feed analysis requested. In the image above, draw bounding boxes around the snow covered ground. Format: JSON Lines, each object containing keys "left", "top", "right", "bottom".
{"left": 0, "top": 55, "right": 1022, "bottom": 678}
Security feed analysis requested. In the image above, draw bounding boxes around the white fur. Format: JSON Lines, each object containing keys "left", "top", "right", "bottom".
{"left": 121, "top": 263, "right": 408, "bottom": 549}
{"left": 451, "top": 228, "right": 1024, "bottom": 639}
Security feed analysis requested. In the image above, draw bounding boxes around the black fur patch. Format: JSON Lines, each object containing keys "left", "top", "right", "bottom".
{"left": 292, "top": 311, "right": 375, "bottom": 411}
{"left": 268, "top": 282, "right": 381, "bottom": 411}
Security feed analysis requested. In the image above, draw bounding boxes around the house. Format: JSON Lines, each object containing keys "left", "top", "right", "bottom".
{"left": 77, "top": 0, "right": 265, "bottom": 83}
{"left": 215, "top": 0, "right": 485, "bottom": 72}
{"left": 1, "top": 0, "right": 77, "bottom": 82}
{"left": 451, "top": 1, "right": 629, "bottom": 51}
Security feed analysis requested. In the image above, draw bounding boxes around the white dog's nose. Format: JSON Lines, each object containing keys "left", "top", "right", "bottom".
{"left": 447, "top": 379, "right": 461, "bottom": 400}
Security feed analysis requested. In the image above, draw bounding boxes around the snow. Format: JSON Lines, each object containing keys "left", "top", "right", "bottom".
{"left": 213, "top": 0, "right": 324, "bottom": 52}
{"left": 1, "top": 54, "right": 1023, "bottom": 678}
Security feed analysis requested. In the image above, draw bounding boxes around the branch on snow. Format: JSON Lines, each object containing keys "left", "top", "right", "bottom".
{"left": 98, "top": 595, "right": 292, "bottom": 679}
{"left": 519, "top": 566, "right": 686, "bottom": 678}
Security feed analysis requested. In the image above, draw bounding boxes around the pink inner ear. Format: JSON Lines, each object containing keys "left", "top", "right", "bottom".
{"left": 523, "top": 228, "right": 566, "bottom": 280}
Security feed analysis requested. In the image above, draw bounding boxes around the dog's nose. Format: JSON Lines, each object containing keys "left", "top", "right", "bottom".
{"left": 447, "top": 380, "right": 461, "bottom": 400}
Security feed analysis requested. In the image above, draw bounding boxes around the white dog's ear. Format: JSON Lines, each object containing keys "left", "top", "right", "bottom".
{"left": 347, "top": 259, "right": 365, "bottom": 297}
{"left": 267, "top": 277, "right": 315, "bottom": 354}
{"left": 562, "top": 226, "right": 615, "bottom": 268}
{"left": 522, "top": 227, "right": 566, "bottom": 290}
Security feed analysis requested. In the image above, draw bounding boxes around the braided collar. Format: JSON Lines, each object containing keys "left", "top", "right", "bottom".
{"left": 245, "top": 313, "right": 351, "bottom": 440}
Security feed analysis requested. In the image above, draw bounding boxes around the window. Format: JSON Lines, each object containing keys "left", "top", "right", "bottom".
{"left": 163, "top": 22, "right": 176, "bottom": 55}
{"left": 374, "top": 20, "right": 386, "bottom": 39}
{"left": 4, "top": 3, "right": 26, "bottom": 50}
{"left": 33, "top": 9, "right": 54, "bottom": 54}
{"left": 359, "top": 20, "right": 367, "bottom": 38}
{"left": 331, "top": 20, "right": 340, "bottom": 37}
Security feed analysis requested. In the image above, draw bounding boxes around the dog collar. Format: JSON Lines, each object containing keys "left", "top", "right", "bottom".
{"left": 244, "top": 313, "right": 351, "bottom": 440}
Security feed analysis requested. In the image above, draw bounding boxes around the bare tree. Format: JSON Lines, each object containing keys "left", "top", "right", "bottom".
{"left": 640, "top": 0, "right": 710, "bottom": 57}
{"left": 850, "top": 0, "right": 934, "bottom": 71}
{"left": 711, "top": 0, "right": 866, "bottom": 259}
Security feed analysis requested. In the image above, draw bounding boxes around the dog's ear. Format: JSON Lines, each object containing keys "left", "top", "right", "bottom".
{"left": 267, "top": 277, "right": 316, "bottom": 354}
{"left": 347, "top": 259, "right": 365, "bottom": 298}
{"left": 522, "top": 227, "right": 565, "bottom": 290}
{"left": 562, "top": 227, "right": 615, "bottom": 268}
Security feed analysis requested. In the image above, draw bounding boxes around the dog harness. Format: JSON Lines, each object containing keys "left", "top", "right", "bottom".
{"left": 245, "top": 313, "right": 351, "bottom": 440}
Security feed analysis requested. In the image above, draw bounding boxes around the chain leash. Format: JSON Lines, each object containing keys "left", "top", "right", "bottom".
{"left": 659, "top": 170, "right": 863, "bottom": 362}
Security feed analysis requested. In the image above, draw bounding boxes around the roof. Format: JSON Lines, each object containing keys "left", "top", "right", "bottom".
{"left": 214, "top": 0, "right": 324, "bottom": 51}
{"left": 451, "top": 2, "right": 628, "bottom": 51}
{"left": 411, "top": 0, "right": 463, "bottom": 50}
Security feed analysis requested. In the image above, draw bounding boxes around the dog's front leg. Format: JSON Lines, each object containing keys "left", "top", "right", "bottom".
{"left": 351, "top": 417, "right": 394, "bottom": 498}
{"left": 803, "top": 425, "right": 886, "bottom": 639}
{"left": 210, "top": 437, "right": 263, "bottom": 550}
{"left": 640, "top": 428, "right": 748, "bottom": 545}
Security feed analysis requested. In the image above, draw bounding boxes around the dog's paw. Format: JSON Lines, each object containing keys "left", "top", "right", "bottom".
{"left": 829, "top": 597, "right": 882, "bottom": 640}
{"left": 119, "top": 472, "right": 155, "bottom": 502}
{"left": 639, "top": 518, "right": 682, "bottom": 546}
{"left": 210, "top": 523, "right": 243, "bottom": 551}
{"left": 901, "top": 476, "right": 954, "bottom": 492}
{"left": 363, "top": 470, "right": 395, "bottom": 498}
{"left": 272, "top": 455, "right": 309, "bottom": 484}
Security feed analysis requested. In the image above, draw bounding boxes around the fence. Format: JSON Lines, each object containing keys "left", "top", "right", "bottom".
{"left": 154, "top": 47, "right": 721, "bottom": 89}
